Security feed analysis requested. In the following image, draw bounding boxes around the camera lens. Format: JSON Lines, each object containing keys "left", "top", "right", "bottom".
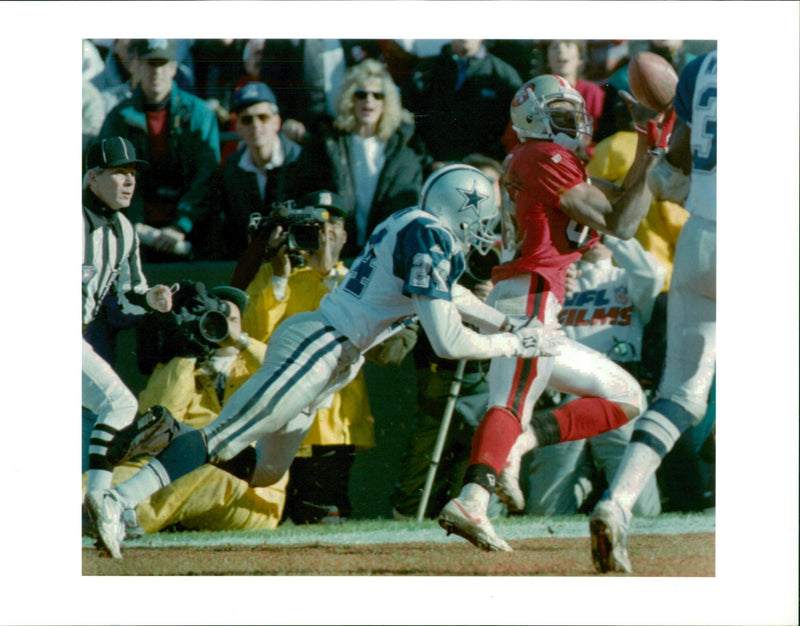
{"left": 288, "top": 224, "right": 321, "bottom": 251}
{"left": 198, "top": 310, "right": 229, "bottom": 343}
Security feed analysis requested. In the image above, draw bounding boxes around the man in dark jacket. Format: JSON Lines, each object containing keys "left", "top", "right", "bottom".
{"left": 289, "top": 115, "right": 423, "bottom": 260}
{"left": 99, "top": 39, "right": 221, "bottom": 261}
{"left": 219, "top": 82, "right": 303, "bottom": 260}
{"left": 402, "top": 40, "right": 523, "bottom": 164}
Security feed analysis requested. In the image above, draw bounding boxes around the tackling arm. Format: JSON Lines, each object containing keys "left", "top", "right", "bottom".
{"left": 413, "top": 294, "right": 519, "bottom": 360}
{"left": 451, "top": 283, "right": 513, "bottom": 333}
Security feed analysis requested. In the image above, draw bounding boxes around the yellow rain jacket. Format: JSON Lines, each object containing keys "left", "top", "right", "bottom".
{"left": 82, "top": 339, "right": 288, "bottom": 533}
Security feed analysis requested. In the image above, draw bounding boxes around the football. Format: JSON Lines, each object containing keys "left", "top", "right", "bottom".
{"left": 627, "top": 51, "right": 679, "bottom": 112}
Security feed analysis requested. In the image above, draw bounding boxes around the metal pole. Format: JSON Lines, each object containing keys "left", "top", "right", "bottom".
{"left": 416, "top": 359, "right": 467, "bottom": 522}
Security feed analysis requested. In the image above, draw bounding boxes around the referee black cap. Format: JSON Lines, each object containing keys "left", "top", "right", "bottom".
{"left": 85, "top": 137, "right": 149, "bottom": 171}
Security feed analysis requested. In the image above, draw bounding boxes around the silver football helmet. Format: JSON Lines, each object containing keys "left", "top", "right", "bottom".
{"left": 419, "top": 164, "right": 499, "bottom": 255}
{"left": 510, "top": 74, "right": 593, "bottom": 153}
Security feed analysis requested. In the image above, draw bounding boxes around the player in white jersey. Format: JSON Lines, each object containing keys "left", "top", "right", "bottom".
{"left": 590, "top": 50, "right": 717, "bottom": 573}
{"left": 85, "top": 164, "right": 565, "bottom": 558}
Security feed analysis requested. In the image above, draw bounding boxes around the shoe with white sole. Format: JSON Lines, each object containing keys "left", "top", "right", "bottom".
{"left": 85, "top": 489, "right": 126, "bottom": 559}
{"left": 590, "top": 493, "right": 632, "bottom": 574}
{"left": 438, "top": 498, "right": 512, "bottom": 552}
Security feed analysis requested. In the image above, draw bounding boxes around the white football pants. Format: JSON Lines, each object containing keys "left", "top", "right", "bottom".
{"left": 486, "top": 274, "right": 646, "bottom": 427}
{"left": 201, "top": 310, "right": 364, "bottom": 487}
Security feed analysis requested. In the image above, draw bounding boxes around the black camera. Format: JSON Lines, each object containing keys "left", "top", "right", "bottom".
{"left": 196, "top": 307, "right": 230, "bottom": 343}
{"left": 248, "top": 200, "right": 331, "bottom": 252}
{"left": 165, "top": 281, "right": 231, "bottom": 356}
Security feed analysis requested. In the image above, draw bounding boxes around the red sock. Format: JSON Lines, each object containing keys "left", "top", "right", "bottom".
{"left": 550, "top": 398, "right": 629, "bottom": 442}
{"left": 469, "top": 406, "right": 522, "bottom": 474}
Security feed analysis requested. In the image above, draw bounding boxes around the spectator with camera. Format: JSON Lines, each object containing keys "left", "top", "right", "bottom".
{"left": 287, "top": 58, "right": 426, "bottom": 260}
{"left": 219, "top": 82, "right": 304, "bottom": 260}
{"left": 99, "top": 38, "right": 221, "bottom": 261}
{"left": 237, "top": 190, "right": 375, "bottom": 524}
{"left": 84, "top": 284, "right": 288, "bottom": 535}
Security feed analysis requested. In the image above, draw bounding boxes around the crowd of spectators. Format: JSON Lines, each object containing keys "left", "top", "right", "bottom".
{"left": 83, "top": 38, "right": 717, "bottom": 537}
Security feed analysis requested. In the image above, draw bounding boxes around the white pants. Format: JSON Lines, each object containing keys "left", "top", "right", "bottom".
{"left": 486, "top": 275, "right": 646, "bottom": 426}
{"left": 82, "top": 338, "right": 138, "bottom": 465}
{"left": 658, "top": 216, "right": 716, "bottom": 422}
{"left": 201, "top": 310, "right": 364, "bottom": 487}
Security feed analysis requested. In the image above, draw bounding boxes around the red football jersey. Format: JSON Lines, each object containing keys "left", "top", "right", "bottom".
{"left": 493, "top": 140, "right": 599, "bottom": 302}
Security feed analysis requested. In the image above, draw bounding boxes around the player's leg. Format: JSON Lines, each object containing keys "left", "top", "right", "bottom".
{"left": 439, "top": 274, "right": 554, "bottom": 551}
{"left": 82, "top": 339, "right": 139, "bottom": 495}
{"left": 497, "top": 339, "right": 645, "bottom": 511}
{"left": 592, "top": 217, "right": 716, "bottom": 573}
{"left": 88, "top": 313, "right": 357, "bottom": 557}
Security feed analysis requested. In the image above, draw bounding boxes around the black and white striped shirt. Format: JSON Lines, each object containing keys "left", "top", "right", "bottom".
{"left": 82, "top": 191, "right": 150, "bottom": 328}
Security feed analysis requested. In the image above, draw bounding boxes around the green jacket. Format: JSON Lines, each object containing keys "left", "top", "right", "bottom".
{"left": 99, "top": 83, "right": 220, "bottom": 235}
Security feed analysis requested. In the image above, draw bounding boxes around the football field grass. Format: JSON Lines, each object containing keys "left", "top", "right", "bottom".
{"left": 83, "top": 511, "right": 715, "bottom": 576}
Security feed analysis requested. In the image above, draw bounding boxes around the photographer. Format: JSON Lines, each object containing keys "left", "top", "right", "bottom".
{"left": 85, "top": 284, "right": 289, "bottom": 534}
{"left": 238, "top": 190, "right": 375, "bottom": 524}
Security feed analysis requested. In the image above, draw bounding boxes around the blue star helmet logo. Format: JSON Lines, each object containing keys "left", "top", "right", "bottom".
{"left": 456, "top": 180, "right": 489, "bottom": 217}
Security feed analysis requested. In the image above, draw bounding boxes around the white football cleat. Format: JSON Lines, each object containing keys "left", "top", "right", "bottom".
{"left": 590, "top": 493, "right": 632, "bottom": 574}
{"left": 438, "top": 498, "right": 512, "bottom": 552}
{"left": 85, "top": 489, "right": 126, "bottom": 559}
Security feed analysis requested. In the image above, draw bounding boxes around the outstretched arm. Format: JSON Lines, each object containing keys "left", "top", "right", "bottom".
{"left": 413, "top": 294, "right": 563, "bottom": 361}
{"left": 559, "top": 93, "right": 674, "bottom": 239}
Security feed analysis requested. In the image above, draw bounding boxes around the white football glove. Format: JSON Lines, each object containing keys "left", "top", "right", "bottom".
{"left": 512, "top": 317, "right": 565, "bottom": 359}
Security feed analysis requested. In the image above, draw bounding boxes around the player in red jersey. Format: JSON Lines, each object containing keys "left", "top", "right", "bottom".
{"left": 438, "top": 74, "right": 674, "bottom": 551}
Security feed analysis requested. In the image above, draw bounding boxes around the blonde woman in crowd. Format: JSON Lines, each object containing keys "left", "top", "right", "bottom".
{"left": 289, "top": 58, "right": 428, "bottom": 259}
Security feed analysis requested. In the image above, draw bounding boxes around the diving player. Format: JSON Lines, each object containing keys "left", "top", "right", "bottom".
{"left": 86, "top": 164, "right": 564, "bottom": 558}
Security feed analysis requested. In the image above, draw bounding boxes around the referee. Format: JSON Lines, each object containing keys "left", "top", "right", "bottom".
{"left": 82, "top": 137, "right": 173, "bottom": 506}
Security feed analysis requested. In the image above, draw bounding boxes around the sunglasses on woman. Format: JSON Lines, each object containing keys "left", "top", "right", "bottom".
{"left": 354, "top": 90, "right": 385, "bottom": 101}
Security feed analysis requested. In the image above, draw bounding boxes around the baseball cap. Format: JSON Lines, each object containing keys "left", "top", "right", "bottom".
{"left": 210, "top": 286, "right": 249, "bottom": 315}
{"left": 232, "top": 82, "right": 278, "bottom": 113}
{"left": 131, "top": 38, "right": 177, "bottom": 61}
{"left": 300, "top": 190, "right": 350, "bottom": 220}
{"left": 85, "top": 136, "right": 149, "bottom": 171}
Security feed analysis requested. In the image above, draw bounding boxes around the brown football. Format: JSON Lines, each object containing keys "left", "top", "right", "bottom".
{"left": 627, "top": 51, "right": 679, "bottom": 112}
